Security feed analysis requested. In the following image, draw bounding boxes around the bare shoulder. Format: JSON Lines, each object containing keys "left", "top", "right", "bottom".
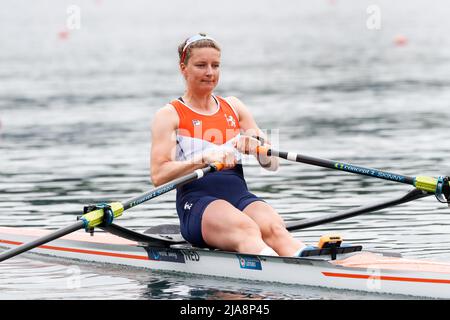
{"left": 224, "top": 96, "right": 246, "bottom": 108}
{"left": 223, "top": 96, "right": 251, "bottom": 120}
{"left": 152, "top": 104, "right": 179, "bottom": 130}
{"left": 154, "top": 103, "right": 178, "bottom": 119}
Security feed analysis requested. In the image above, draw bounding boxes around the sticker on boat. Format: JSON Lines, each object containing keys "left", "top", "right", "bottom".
{"left": 236, "top": 255, "right": 262, "bottom": 270}
{"left": 146, "top": 248, "right": 186, "bottom": 263}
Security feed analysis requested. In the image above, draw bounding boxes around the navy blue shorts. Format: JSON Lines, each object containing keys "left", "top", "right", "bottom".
{"left": 176, "top": 192, "right": 264, "bottom": 248}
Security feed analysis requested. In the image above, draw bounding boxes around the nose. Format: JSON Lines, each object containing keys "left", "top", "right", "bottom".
{"left": 205, "top": 64, "right": 213, "bottom": 76}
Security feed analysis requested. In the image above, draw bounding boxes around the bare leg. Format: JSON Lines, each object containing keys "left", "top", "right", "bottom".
{"left": 201, "top": 199, "right": 270, "bottom": 254}
{"left": 243, "top": 201, "right": 305, "bottom": 256}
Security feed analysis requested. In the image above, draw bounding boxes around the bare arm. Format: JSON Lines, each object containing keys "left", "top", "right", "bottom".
{"left": 226, "top": 97, "right": 279, "bottom": 171}
{"left": 150, "top": 105, "right": 206, "bottom": 186}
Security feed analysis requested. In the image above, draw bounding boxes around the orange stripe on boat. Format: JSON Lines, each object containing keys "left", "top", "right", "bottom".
{"left": 0, "top": 239, "right": 22, "bottom": 246}
{"left": 0, "top": 239, "right": 149, "bottom": 261}
{"left": 322, "top": 272, "right": 450, "bottom": 284}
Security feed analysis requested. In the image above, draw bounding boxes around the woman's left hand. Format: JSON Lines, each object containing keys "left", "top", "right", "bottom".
{"left": 232, "top": 135, "right": 262, "bottom": 156}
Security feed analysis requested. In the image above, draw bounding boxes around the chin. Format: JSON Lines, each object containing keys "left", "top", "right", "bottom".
{"left": 201, "top": 83, "right": 217, "bottom": 91}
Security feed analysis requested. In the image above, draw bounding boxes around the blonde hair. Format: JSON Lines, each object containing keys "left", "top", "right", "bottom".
{"left": 178, "top": 33, "right": 221, "bottom": 64}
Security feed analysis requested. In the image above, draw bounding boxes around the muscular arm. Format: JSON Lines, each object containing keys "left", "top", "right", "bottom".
{"left": 150, "top": 105, "right": 205, "bottom": 186}
{"left": 225, "top": 97, "right": 279, "bottom": 171}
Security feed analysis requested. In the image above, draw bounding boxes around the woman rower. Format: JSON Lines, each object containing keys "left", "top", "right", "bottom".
{"left": 150, "top": 33, "right": 307, "bottom": 256}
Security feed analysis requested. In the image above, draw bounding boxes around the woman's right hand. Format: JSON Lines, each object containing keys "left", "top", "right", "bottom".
{"left": 202, "top": 148, "right": 237, "bottom": 169}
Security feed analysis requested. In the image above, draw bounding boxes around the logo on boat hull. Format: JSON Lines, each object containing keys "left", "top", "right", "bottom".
{"left": 236, "top": 255, "right": 262, "bottom": 270}
{"left": 146, "top": 248, "right": 186, "bottom": 263}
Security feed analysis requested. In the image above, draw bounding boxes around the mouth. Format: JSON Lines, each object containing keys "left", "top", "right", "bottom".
{"left": 201, "top": 80, "right": 215, "bottom": 84}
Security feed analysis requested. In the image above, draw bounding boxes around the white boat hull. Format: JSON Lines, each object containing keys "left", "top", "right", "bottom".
{"left": 1, "top": 227, "right": 450, "bottom": 299}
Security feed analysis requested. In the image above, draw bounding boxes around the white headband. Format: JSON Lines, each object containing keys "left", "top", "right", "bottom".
{"left": 182, "top": 34, "right": 217, "bottom": 53}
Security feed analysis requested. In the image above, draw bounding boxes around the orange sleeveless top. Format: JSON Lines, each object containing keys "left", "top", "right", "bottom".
{"left": 170, "top": 95, "right": 241, "bottom": 161}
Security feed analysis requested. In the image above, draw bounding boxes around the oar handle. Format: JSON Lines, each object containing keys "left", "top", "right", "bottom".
{"left": 211, "top": 162, "right": 225, "bottom": 171}
{"left": 256, "top": 145, "right": 270, "bottom": 157}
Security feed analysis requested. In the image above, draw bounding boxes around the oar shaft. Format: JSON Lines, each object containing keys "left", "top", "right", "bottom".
{"left": 0, "top": 163, "right": 223, "bottom": 263}
{"left": 285, "top": 189, "right": 429, "bottom": 231}
{"left": 82, "top": 164, "right": 222, "bottom": 230}
{"left": 122, "top": 165, "right": 217, "bottom": 210}
{"left": 264, "top": 148, "right": 416, "bottom": 186}
{"left": 0, "top": 221, "right": 85, "bottom": 262}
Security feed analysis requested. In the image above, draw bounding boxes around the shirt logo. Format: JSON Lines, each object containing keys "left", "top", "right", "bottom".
{"left": 224, "top": 114, "right": 236, "bottom": 128}
{"left": 184, "top": 202, "right": 193, "bottom": 210}
{"left": 192, "top": 119, "right": 202, "bottom": 126}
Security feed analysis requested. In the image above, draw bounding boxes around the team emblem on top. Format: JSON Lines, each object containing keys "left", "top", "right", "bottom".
{"left": 192, "top": 119, "right": 202, "bottom": 126}
{"left": 224, "top": 114, "right": 236, "bottom": 128}
{"left": 184, "top": 202, "right": 193, "bottom": 210}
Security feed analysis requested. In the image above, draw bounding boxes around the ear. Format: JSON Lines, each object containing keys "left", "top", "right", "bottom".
{"left": 179, "top": 62, "right": 187, "bottom": 77}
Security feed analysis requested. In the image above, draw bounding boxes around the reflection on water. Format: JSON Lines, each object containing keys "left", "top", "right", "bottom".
{"left": 1, "top": 0, "right": 450, "bottom": 299}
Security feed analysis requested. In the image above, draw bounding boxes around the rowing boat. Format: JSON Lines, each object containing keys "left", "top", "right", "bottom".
{"left": 1, "top": 148, "right": 449, "bottom": 299}
{"left": 1, "top": 224, "right": 450, "bottom": 299}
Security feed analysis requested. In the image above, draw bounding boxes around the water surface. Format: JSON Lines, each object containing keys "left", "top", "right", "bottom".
{"left": 1, "top": 0, "right": 450, "bottom": 300}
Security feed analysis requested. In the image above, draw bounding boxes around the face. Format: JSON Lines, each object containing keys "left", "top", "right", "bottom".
{"left": 180, "top": 47, "right": 221, "bottom": 94}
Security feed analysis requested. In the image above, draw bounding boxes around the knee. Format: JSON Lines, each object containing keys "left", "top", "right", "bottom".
{"left": 232, "top": 220, "right": 262, "bottom": 251}
{"left": 234, "top": 222, "right": 263, "bottom": 253}
{"left": 237, "top": 219, "right": 262, "bottom": 239}
{"left": 262, "top": 223, "right": 288, "bottom": 241}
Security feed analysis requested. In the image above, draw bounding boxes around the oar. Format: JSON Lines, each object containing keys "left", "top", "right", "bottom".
{"left": 257, "top": 146, "right": 450, "bottom": 201}
{"left": 285, "top": 188, "right": 430, "bottom": 231}
{"left": 0, "top": 163, "right": 224, "bottom": 262}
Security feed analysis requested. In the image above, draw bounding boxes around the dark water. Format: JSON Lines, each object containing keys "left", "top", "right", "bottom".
{"left": 1, "top": 0, "right": 450, "bottom": 299}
